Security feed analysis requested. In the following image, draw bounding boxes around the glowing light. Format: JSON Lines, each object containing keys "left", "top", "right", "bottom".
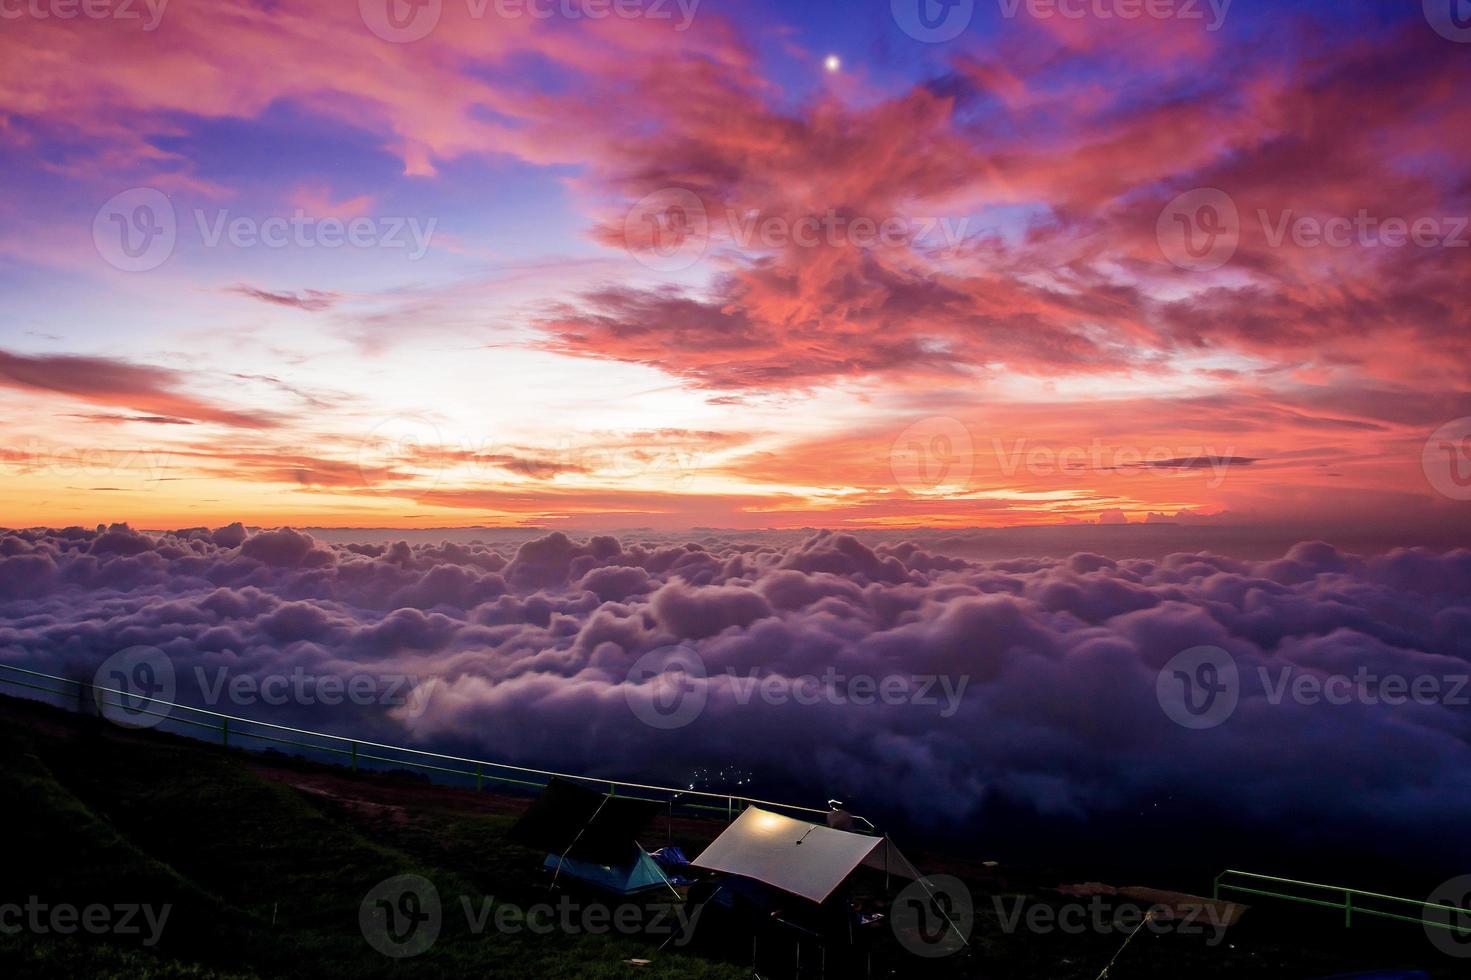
{"left": 824, "top": 54, "right": 841, "bottom": 73}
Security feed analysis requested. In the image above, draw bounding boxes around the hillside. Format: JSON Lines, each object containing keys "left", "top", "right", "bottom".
{"left": 0, "top": 693, "right": 1455, "bottom": 979}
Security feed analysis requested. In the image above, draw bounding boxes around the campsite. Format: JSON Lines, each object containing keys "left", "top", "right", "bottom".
{"left": 3, "top": 689, "right": 1459, "bottom": 979}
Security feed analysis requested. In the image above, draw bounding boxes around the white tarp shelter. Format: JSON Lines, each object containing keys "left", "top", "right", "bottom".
{"left": 692, "top": 807, "right": 920, "bottom": 905}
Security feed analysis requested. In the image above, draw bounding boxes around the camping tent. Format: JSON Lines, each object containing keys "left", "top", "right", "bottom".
{"left": 509, "top": 777, "right": 677, "bottom": 897}
{"left": 691, "top": 806, "right": 967, "bottom": 955}
{"left": 692, "top": 806, "right": 918, "bottom": 904}
{"left": 538, "top": 849, "right": 673, "bottom": 896}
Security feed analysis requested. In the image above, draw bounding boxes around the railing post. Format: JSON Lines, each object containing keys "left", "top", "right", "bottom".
{"left": 475, "top": 764, "right": 482, "bottom": 791}
{"left": 1344, "top": 892, "right": 1352, "bottom": 929}
{"left": 221, "top": 718, "right": 229, "bottom": 747}
{"left": 351, "top": 741, "right": 358, "bottom": 772}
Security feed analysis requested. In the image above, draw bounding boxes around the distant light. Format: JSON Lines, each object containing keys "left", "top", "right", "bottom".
{"left": 824, "top": 54, "right": 841, "bottom": 73}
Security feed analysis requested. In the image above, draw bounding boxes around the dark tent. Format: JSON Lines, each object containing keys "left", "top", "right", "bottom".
{"left": 509, "top": 777, "right": 665, "bottom": 865}
{"left": 509, "top": 777, "right": 677, "bottom": 897}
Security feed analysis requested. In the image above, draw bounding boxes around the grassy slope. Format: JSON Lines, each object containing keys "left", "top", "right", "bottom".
{"left": 0, "top": 692, "right": 1458, "bottom": 978}
{"left": 0, "top": 697, "right": 743, "bottom": 979}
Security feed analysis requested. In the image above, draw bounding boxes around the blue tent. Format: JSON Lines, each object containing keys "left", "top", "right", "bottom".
{"left": 543, "top": 846, "right": 676, "bottom": 896}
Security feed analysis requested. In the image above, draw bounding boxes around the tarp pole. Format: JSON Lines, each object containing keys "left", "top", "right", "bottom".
{"left": 550, "top": 792, "right": 612, "bottom": 891}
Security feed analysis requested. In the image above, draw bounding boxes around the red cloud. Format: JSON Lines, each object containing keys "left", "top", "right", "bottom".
{"left": 0, "top": 349, "right": 282, "bottom": 429}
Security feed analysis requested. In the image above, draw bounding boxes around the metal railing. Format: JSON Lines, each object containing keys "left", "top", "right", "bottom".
{"left": 0, "top": 662, "right": 873, "bottom": 830}
{"left": 1214, "top": 869, "right": 1471, "bottom": 935}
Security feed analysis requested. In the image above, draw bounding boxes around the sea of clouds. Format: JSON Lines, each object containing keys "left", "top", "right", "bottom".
{"left": 3, "top": 523, "right": 1469, "bottom": 885}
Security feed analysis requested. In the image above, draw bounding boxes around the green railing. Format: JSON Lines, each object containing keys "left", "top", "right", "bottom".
{"left": 0, "top": 662, "right": 867, "bottom": 829}
{"left": 1214, "top": 869, "right": 1471, "bottom": 935}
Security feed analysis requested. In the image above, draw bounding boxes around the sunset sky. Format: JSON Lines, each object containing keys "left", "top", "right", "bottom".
{"left": 2, "top": 0, "right": 1469, "bottom": 533}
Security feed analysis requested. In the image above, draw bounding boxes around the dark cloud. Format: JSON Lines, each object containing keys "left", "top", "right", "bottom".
{"left": 1, "top": 524, "right": 1468, "bottom": 881}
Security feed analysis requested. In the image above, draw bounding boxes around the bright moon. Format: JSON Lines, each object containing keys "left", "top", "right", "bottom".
{"left": 824, "top": 54, "right": 841, "bottom": 72}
